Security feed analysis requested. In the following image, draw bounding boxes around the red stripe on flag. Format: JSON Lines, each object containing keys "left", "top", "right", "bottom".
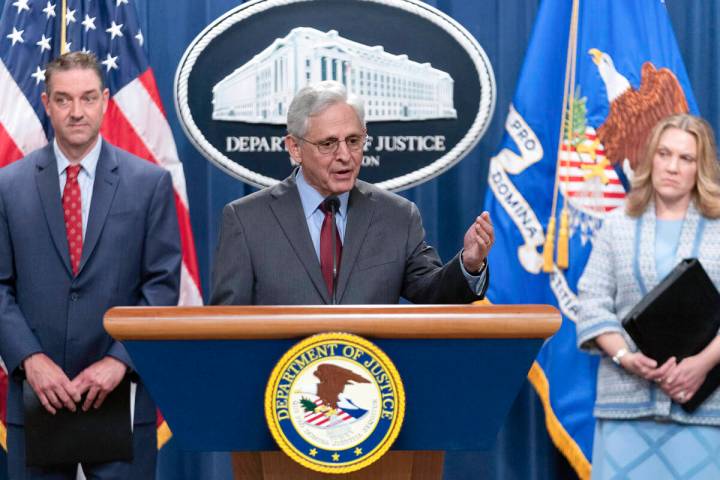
{"left": 560, "top": 160, "right": 614, "bottom": 168}
{"left": 101, "top": 99, "right": 155, "bottom": 159}
{"left": 560, "top": 176, "right": 622, "bottom": 184}
{"left": 100, "top": 99, "right": 202, "bottom": 292}
{"left": 560, "top": 145, "right": 603, "bottom": 154}
{"left": 0, "top": 122, "right": 24, "bottom": 168}
{"left": 174, "top": 192, "right": 201, "bottom": 284}
{"left": 156, "top": 409, "right": 165, "bottom": 429}
{"left": 567, "top": 191, "right": 626, "bottom": 199}
{"left": 561, "top": 159, "right": 605, "bottom": 166}
{"left": 138, "top": 68, "right": 167, "bottom": 117}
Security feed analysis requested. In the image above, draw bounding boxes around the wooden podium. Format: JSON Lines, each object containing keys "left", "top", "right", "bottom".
{"left": 105, "top": 304, "right": 559, "bottom": 479}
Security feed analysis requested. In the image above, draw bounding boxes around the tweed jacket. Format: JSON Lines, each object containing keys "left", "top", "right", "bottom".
{"left": 577, "top": 201, "right": 720, "bottom": 425}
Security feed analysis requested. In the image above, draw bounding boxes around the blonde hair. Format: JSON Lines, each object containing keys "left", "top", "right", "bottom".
{"left": 626, "top": 114, "right": 720, "bottom": 218}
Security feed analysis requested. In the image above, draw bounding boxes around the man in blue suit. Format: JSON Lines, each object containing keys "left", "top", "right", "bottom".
{"left": 0, "top": 52, "right": 181, "bottom": 479}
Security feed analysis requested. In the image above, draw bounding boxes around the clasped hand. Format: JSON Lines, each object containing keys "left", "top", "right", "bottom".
{"left": 623, "top": 351, "right": 711, "bottom": 404}
{"left": 660, "top": 355, "right": 712, "bottom": 404}
{"left": 23, "top": 353, "right": 127, "bottom": 414}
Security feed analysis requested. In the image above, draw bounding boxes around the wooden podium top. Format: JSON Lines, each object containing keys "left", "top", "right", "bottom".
{"left": 104, "top": 304, "right": 560, "bottom": 340}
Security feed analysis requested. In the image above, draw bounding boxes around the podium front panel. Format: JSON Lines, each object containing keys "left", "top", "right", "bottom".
{"left": 123, "top": 337, "right": 541, "bottom": 451}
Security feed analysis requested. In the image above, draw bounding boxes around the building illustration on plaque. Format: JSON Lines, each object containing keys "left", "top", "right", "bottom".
{"left": 212, "top": 27, "right": 456, "bottom": 124}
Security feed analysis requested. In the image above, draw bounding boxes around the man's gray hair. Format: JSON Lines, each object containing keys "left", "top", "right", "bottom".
{"left": 286, "top": 81, "right": 365, "bottom": 138}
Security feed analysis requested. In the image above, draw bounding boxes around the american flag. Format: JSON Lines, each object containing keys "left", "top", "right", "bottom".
{"left": 0, "top": 0, "right": 203, "bottom": 452}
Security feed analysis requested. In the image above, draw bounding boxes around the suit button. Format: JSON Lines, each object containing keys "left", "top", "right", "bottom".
{"left": 70, "top": 292, "right": 79, "bottom": 301}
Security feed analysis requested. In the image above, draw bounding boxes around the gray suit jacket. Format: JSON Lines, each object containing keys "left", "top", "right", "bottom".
{"left": 211, "top": 174, "right": 487, "bottom": 305}
{"left": 0, "top": 141, "right": 181, "bottom": 425}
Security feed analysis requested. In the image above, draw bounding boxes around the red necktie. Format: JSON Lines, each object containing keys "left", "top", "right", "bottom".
{"left": 319, "top": 201, "right": 342, "bottom": 297}
{"left": 63, "top": 164, "right": 83, "bottom": 275}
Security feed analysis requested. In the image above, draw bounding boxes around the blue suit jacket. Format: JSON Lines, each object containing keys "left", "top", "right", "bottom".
{"left": 0, "top": 140, "right": 181, "bottom": 425}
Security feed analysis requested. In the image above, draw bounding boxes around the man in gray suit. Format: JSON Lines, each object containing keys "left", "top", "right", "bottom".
{"left": 211, "top": 81, "right": 493, "bottom": 305}
{"left": 0, "top": 53, "right": 180, "bottom": 478}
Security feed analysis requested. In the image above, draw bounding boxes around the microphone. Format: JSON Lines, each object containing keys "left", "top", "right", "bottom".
{"left": 322, "top": 196, "right": 340, "bottom": 305}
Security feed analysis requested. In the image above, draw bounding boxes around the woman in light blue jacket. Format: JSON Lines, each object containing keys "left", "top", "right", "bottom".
{"left": 578, "top": 114, "right": 720, "bottom": 479}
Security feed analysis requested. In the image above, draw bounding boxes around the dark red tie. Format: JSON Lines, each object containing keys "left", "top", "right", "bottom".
{"left": 63, "top": 164, "right": 83, "bottom": 275}
{"left": 319, "top": 201, "right": 342, "bottom": 297}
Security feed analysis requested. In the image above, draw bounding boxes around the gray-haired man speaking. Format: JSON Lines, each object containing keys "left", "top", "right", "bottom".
{"left": 211, "top": 80, "right": 493, "bottom": 306}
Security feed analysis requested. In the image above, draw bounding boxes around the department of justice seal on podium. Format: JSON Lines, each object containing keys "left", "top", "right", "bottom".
{"left": 265, "top": 333, "right": 405, "bottom": 474}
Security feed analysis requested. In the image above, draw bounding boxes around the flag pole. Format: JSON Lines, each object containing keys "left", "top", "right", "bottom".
{"left": 60, "top": 0, "right": 67, "bottom": 54}
{"left": 542, "top": 0, "right": 579, "bottom": 272}
{"left": 557, "top": 0, "right": 581, "bottom": 269}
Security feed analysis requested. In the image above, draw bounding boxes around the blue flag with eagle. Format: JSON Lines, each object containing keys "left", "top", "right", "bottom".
{"left": 483, "top": 0, "right": 697, "bottom": 477}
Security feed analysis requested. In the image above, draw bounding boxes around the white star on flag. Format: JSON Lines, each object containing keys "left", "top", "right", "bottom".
{"left": 42, "top": 1, "right": 56, "bottom": 18}
{"left": 31, "top": 66, "right": 45, "bottom": 85}
{"left": 116, "top": 0, "right": 129, "bottom": 6}
{"left": 101, "top": 53, "right": 119, "bottom": 71}
{"left": 106, "top": 21, "right": 123, "bottom": 39}
{"left": 64, "top": 41, "right": 71, "bottom": 51}
{"left": 82, "top": 14, "right": 96, "bottom": 32}
{"left": 6, "top": 27, "right": 24, "bottom": 45}
{"left": 36, "top": 34, "right": 51, "bottom": 52}
{"left": 135, "top": 30, "right": 143, "bottom": 46}
{"left": 12, "top": 0, "right": 30, "bottom": 14}
{"left": 66, "top": 8, "right": 76, "bottom": 25}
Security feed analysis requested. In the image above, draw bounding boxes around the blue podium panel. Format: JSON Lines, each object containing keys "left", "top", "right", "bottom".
{"left": 123, "top": 337, "right": 542, "bottom": 452}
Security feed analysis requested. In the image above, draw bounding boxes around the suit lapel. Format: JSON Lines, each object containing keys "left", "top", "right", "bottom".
{"left": 269, "top": 177, "right": 330, "bottom": 303}
{"left": 335, "top": 183, "right": 376, "bottom": 303}
{"left": 34, "top": 145, "right": 73, "bottom": 276}
{"left": 79, "top": 141, "right": 119, "bottom": 274}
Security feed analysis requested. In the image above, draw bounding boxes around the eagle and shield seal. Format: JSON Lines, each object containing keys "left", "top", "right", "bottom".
{"left": 265, "top": 333, "right": 405, "bottom": 473}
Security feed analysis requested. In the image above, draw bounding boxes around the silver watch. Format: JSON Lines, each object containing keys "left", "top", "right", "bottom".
{"left": 612, "top": 348, "right": 628, "bottom": 366}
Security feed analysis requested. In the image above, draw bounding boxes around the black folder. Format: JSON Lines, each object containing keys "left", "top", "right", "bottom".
{"left": 622, "top": 258, "right": 720, "bottom": 412}
{"left": 23, "top": 376, "right": 133, "bottom": 467}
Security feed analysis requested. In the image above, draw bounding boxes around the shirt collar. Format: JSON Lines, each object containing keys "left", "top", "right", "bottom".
{"left": 54, "top": 135, "right": 102, "bottom": 180}
{"left": 295, "top": 167, "right": 349, "bottom": 220}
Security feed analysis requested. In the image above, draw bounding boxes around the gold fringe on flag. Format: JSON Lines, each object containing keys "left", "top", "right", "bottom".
{"left": 557, "top": 208, "right": 570, "bottom": 268}
{"left": 542, "top": 216, "right": 556, "bottom": 273}
{"left": 528, "top": 362, "right": 591, "bottom": 480}
{"left": 157, "top": 420, "right": 173, "bottom": 450}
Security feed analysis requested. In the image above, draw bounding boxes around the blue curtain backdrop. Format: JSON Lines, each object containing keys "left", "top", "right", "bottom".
{"left": 0, "top": 1, "right": 717, "bottom": 479}
{"left": 127, "top": 0, "right": 720, "bottom": 300}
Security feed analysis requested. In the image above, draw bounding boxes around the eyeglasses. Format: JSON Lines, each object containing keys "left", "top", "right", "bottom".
{"left": 298, "top": 135, "right": 369, "bottom": 155}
